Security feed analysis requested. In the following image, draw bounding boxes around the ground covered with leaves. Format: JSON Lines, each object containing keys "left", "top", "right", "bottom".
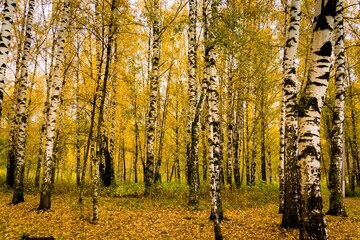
{"left": 0, "top": 183, "right": 359, "bottom": 239}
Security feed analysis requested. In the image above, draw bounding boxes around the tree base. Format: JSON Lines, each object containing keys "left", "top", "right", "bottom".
{"left": 12, "top": 194, "right": 24, "bottom": 205}
{"left": 38, "top": 192, "right": 51, "bottom": 210}
{"left": 326, "top": 208, "right": 347, "bottom": 217}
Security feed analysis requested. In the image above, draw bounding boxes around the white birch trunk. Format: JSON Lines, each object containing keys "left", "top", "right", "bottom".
{"left": 279, "top": 0, "right": 289, "bottom": 214}
{"left": 0, "top": 0, "right": 16, "bottom": 121}
{"left": 298, "top": 0, "right": 335, "bottom": 238}
{"left": 12, "top": 0, "right": 35, "bottom": 204}
{"left": 281, "top": 0, "right": 301, "bottom": 228}
{"left": 35, "top": 31, "right": 56, "bottom": 189}
{"left": 279, "top": 94, "right": 285, "bottom": 213}
{"left": 144, "top": 0, "right": 161, "bottom": 195}
{"left": 205, "top": 0, "right": 223, "bottom": 238}
{"left": 326, "top": 0, "right": 347, "bottom": 217}
{"left": 226, "top": 56, "right": 234, "bottom": 188}
{"left": 188, "top": 0, "right": 200, "bottom": 207}
{"left": 39, "top": 0, "right": 70, "bottom": 210}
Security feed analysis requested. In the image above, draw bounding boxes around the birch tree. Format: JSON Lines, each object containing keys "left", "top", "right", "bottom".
{"left": 35, "top": 28, "right": 56, "bottom": 189}
{"left": 39, "top": 0, "right": 70, "bottom": 210}
{"left": 188, "top": 0, "right": 200, "bottom": 206}
{"left": 297, "top": 0, "right": 336, "bottom": 238}
{"left": 326, "top": 0, "right": 347, "bottom": 217}
{"left": 144, "top": 0, "right": 161, "bottom": 195}
{"left": 205, "top": 0, "right": 223, "bottom": 237}
{"left": 98, "top": 0, "right": 117, "bottom": 188}
{"left": 281, "top": 0, "right": 301, "bottom": 228}
{"left": 279, "top": 95, "right": 285, "bottom": 213}
{"left": 12, "top": 0, "right": 35, "bottom": 204}
{"left": 0, "top": 0, "right": 16, "bottom": 121}
{"left": 4, "top": 0, "right": 20, "bottom": 189}
{"left": 279, "top": 0, "right": 288, "bottom": 214}
{"left": 226, "top": 56, "right": 235, "bottom": 188}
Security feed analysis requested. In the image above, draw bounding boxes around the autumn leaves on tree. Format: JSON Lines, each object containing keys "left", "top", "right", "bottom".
{"left": 1, "top": 0, "right": 360, "bottom": 239}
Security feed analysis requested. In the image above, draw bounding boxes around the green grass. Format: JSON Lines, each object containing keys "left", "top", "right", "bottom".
{"left": 2, "top": 168, "right": 360, "bottom": 212}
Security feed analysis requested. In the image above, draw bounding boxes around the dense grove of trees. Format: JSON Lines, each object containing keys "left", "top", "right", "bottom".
{"left": 0, "top": 0, "right": 359, "bottom": 238}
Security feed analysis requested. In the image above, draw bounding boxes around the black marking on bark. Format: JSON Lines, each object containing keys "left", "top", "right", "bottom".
{"left": 298, "top": 96, "right": 320, "bottom": 117}
{"left": 323, "top": 0, "right": 337, "bottom": 17}
{"left": 317, "top": 58, "right": 330, "bottom": 63}
{"left": 298, "top": 145, "right": 317, "bottom": 159}
{"left": 316, "top": 72, "right": 330, "bottom": 80}
{"left": 314, "top": 41, "right": 332, "bottom": 57}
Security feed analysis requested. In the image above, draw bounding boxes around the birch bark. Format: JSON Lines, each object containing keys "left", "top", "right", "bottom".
{"left": 39, "top": 0, "right": 70, "bottom": 210}
{"left": 205, "top": 0, "right": 223, "bottom": 237}
{"left": 12, "top": 0, "right": 35, "bottom": 204}
{"left": 297, "top": 0, "right": 336, "bottom": 238}
{"left": 281, "top": 0, "right": 302, "bottom": 228}
{"left": 0, "top": 0, "right": 16, "bottom": 121}
{"left": 188, "top": 0, "right": 200, "bottom": 206}
{"left": 326, "top": 0, "right": 347, "bottom": 217}
{"left": 144, "top": 0, "right": 161, "bottom": 195}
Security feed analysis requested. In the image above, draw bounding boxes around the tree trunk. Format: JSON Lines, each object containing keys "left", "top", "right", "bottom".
{"left": 0, "top": 0, "right": 16, "bottom": 121}
{"left": 134, "top": 108, "right": 139, "bottom": 183}
{"left": 260, "top": 84, "right": 266, "bottom": 182}
{"left": 279, "top": 0, "right": 288, "bottom": 213}
{"left": 233, "top": 93, "right": 242, "bottom": 188}
{"left": 245, "top": 98, "right": 250, "bottom": 186}
{"left": 98, "top": 0, "right": 116, "bottom": 188}
{"left": 187, "top": 0, "right": 201, "bottom": 206}
{"left": 39, "top": 0, "right": 70, "bottom": 210}
{"left": 349, "top": 81, "right": 359, "bottom": 188}
{"left": 93, "top": 0, "right": 117, "bottom": 220}
{"left": 205, "top": 0, "right": 223, "bottom": 238}
{"left": 279, "top": 94, "right": 285, "bottom": 213}
{"left": 144, "top": 0, "right": 161, "bottom": 196}
{"left": 122, "top": 132, "right": 126, "bottom": 181}
{"left": 202, "top": 113, "right": 209, "bottom": 182}
{"left": 226, "top": 57, "right": 234, "bottom": 188}
{"left": 109, "top": 84, "right": 116, "bottom": 185}
{"left": 35, "top": 29, "right": 56, "bottom": 189}
{"left": 100, "top": 130, "right": 112, "bottom": 187}
{"left": 6, "top": 85, "right": 19, "bottom": 189}
{"left": 267, "top": 146, "right": 272, "bottom": 183}
{"left": 298, "top": 0, "right": 335, "bottom": 238}
{"left": 12, "top": 0, "right": 35, "bottom": 204}
{"left": 79, "top": 64, "right": 99, "bottom": 204}
{"left": 6, "top": 31, "right": 26, "bottom": 189}
{"left": 250, "top": 104, "right": 256, "bottom": 186}
{"left": 281, "top": 0, "right": 301, "bottom": 228}
{"left": 174, "top": 96, "right": 181, "bottom": 182}
{"left": 109, "top": 41, "right": 118, "bottom": 185}
{"left": 155, "top": 69, "right": 171, "bottom": 183}
{"left": 346, "top": 54, "right": 359, "bottom": 192}
{"left": 326, "top": 0, "right": 347, "bottom": 217}
{"left": 75, "top": 68, "right": 81, "bottom": 187}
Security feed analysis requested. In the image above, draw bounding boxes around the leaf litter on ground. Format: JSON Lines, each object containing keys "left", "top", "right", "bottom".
{"left": 0, "top": 190, "right": 359, "bottom": 239}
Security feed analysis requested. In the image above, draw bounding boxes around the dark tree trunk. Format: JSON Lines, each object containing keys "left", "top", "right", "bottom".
{"left": 260, "top": 86, "right": 266, "bottom": 182}
{"left": 100, "top": 133, "right": 112, "bottom": 187}
{"left": 6, "top": 151, "right": 16, "bottom": 189}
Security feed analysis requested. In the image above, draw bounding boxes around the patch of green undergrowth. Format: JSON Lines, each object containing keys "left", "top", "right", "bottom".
{"left": 222, "top": 182, "right": 279, "bottom": 210}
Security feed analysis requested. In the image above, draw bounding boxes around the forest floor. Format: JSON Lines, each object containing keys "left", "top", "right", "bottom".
{"left": 0, "top": 182, "right": 359, "bottom": 239}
